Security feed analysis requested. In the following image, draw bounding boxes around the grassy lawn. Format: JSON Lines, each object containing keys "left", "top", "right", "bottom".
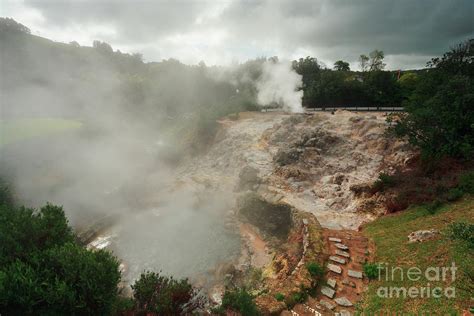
{"left": 0, "top": 118, "right": 82, "bottom": 147}
{"left": 359, "top": 196, "right": 474, "bottom": 314}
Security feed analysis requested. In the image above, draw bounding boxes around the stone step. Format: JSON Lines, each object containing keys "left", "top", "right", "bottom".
{"left": 335, "top": 296, "right": 353, "bottom": 307}
{"left": 335, "top": 243, "right": 349, "bottom": 250}
{"left": 319, "top": 299, "right": 335, "bottom": 310}
{"left": 329, "top": 255, "right": 346, "bottom": 264}
{"left": 327, "top": 278, "right": 337, "bottom": 288}
{"left": 320, "top": 286, "right": 335, "bottom": 298}
{"left": 336, "top": 249, "right": 350, "bottom": 258}
{"left": 327, "top": 263, "right": 342, "bottom": 274}
{"left": 328, "top": 237, "right": 342, "bottom": 242}
{"left": 348, "top": 269, "right": 363, "bottom": 279}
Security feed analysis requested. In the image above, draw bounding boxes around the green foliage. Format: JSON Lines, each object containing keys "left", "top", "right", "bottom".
{"left": 220, "top": 288, "right": 260, "bottom": 316}
{"left": 131, "top": 271, "right": 203, "bottom": 315}
{"left": 446, "top": 188, "right": 464, "bottom": 201}
{"left": 458, "top": 170, "right": 474, "bottom": 194}
{"left": 284, "top": 291, "right": 308, "bottom": 309}
{"left": 364, "top": 70, "right": 401, "bottom": 106}
{"left": 274, "top": 292, "right": 285, "bottom": 301}
{"left": 425, "top": 199, "right": 443, "bottom": 215}
{"left": 333, "top": 60, "right": 350, "bottom": 71}
{"left": 389, "top": 40, "right": 474, "bottom": 161}
{"left": 112, "top": 296, "right": 135, "bottom": 314}
{"left": 372, "top": 172, "right": 396, "bottom": 192}
{"left": 363, "top": 262, "right": 380, "bottom": 280}
{"left": 448, "top": 222, "right": 474, "bottom": 248}
{"left": 306, "top": 262, "right": 324, "bottom": 279}
{"left": 0, "top": 201, "right": 121, "bottom": 314}
{"left": 398, "top": 72, "right": 419, "bottom": 98}
{"left": 0, "top": 180, "right": 13, "bottom": 206}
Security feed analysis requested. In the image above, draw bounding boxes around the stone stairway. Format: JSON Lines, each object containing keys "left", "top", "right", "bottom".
{"left": 285, "top": 230, "right": 370, "bottom": 316}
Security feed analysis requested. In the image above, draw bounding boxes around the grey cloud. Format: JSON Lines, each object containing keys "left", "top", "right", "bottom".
{"left": 25, "top": 0, "right": 208, "bottom": 43}
{"left": 17, "top": 0, "right": 474, "bottom": 67}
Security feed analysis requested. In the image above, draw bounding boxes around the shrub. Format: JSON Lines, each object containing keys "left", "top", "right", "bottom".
{"left": 363, "top": 262, "right": 380, "bottom": 280}
{"left": 0, "top": 202, "right": 121, "bottom": 315}
{"left": 446, "top": 188, "right": 464, "bottom": 201}
{"left": 274, "top": 292, "right": 285, "bottom": 301}
{"left": 284, "top": 291, "right": 307, "bottom": 309}
{"left": 458, "top": 171, "right": 474, "bottom": 194}
{"left": 131, "top": 271, "right": 204, "bottom": 315}
{"left": 425, "top": 199, "right": 443, "bottom": 215}
{"left": 220, "top": 288, "right": 260, "bottom": 316}
{"left": 372, "top": 172, "right": 396, "bottom": 192}
{"left": 306, "top": 262, "right": 324, "bottom": 279}
{"left": 448, "top": 222, "right": 474, "bottom": 248}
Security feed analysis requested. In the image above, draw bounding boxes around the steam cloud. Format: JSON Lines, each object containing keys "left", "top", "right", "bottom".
{"left": 256, "top": 60, "right": 304, "bottom": 113}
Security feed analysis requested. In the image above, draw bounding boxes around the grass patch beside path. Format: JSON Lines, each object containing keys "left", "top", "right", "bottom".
{"left": 0, "top": 118, "right": 82, "bottom": 147}
{"left": 359, "top": 196, "right": 474, "bottom": 314}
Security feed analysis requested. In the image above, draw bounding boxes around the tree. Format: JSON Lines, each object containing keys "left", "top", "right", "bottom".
{"left": 292, "top": 56, "right": 321, "bottom": 87}
{"left": 131, "top": 271, "right": 204, "bottom": 315}
{"left": 218, "top": 288, "right": 260, "bottom": 316}
{"left": 93, "top": 40, "right": 113, "bottom": 54}
{"left": 360, "top": 50, "right": 386, "bottom": 72}
{"left": 398, "top": 72, "right": 419, "bottom": 99}
{"left": 333, "top": 60, "right": 350, "bottom": 71}
{"left": 388, "top": 40, "right": 474, "bottom": 160}
{"left": 0, "top": 17, "right": 31, "bottom": 34}
{"left": 364, "top": 70, "right": 401, "bottom": 107}
{"left": 359, "top": 54, "right": 369, "bottom": 72}
{"left": 368, "top": 50, "right": 386, "bottom": 71}
{"left": 292, "top": 57, "right": 322, "bottom": 106}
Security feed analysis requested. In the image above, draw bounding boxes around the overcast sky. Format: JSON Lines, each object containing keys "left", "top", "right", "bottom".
{"left": 1, "top": 0, "right": 473, "bottom": 69}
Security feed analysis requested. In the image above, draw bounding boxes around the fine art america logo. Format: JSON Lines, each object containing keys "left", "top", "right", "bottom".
{"left": 376, "top": 262, "right": 457, "bottom": 299}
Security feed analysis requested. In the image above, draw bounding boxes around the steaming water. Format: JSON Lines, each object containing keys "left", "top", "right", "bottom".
{"left": 109, "top": 198, "right": 241, "bottom": 284}
{"left": 0, "top": 132, "right": 241, "bottom": 287}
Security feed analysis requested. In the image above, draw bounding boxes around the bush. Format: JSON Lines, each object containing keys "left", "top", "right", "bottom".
{"left": 306, "top": 262, "right": 324, "bottom": 279}
{"left": 458, "top": 171, "right": 474, "bottom": 194}
{"left": 284, "top": 291, "right": 307, "bottom": 309}
{"left": 274, "top": 292, "right": 285, "bottom": 301}
{"left": 446, "top": 188, "right": 464, "bottom": 201}
{"left": 0, "top": 202, "right": 121, "bottom": 315}
{"left": 372, "top": 172, "right": 396, "bottom": 192}
{"left": 363, "top": 262, "right": 380, "bottom": 280}
{"left": 448, "top": 222, "right": 474, "bottom": 248}
{"left": 220, "top": 288, "right": 260, "bottom": 316}
{"left": 425, "top": 199, "right": 443, "bottom": 215}
{"left": 131, "top": 271, "right": 204, "bottom": 315}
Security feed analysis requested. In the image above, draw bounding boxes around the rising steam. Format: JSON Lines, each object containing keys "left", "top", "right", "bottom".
{"left": 256, "top": 60, "right": 304, "bottom": 113}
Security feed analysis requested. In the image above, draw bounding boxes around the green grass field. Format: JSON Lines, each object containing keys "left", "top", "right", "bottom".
{"left": 0, "top": 118, "right": 82, "bottom": 147}
{"left": 359, "top": 197, "right": 473, "bottom": 314}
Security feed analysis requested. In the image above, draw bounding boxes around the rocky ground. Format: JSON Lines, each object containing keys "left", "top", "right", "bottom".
{"left": 87, "top": 110, "right": 412, "bottom": 313}
{"left": 172, "top": 110, "right": 412, "bottom": 314}
{"left": 182, "top": 110, "right": 411, "bottom": 229}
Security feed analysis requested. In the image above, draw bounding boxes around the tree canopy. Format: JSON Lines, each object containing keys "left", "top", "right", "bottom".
{"left": 389, "top": 39, "right": 474, "bottom": 160}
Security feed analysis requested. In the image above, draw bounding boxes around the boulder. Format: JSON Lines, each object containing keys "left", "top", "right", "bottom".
{"left": 274, "top": 147, "right": 302, "bottom": 166}
{"left": 408, "top": 229, "right": 439, "bottom": 243}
